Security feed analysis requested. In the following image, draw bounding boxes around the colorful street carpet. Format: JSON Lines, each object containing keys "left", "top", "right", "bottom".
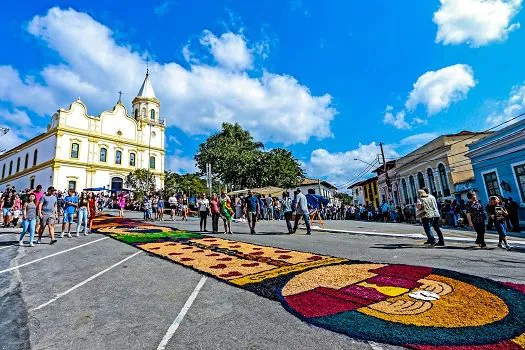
{"left": 91, "top": 215, "right": 525, "bottom": 349}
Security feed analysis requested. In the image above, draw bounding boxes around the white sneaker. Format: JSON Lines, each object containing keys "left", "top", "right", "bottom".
{"left": 67, "top": 233, "right": 72, "bottom": 238}
{"left": 506, "top": 244, "right": 512, "bottom": 251}
{"left": 61, "top": 232, "right": 65, "bottom": 238}
{"left": 29, "top": 242, "right": 34, "bottom": 247}
{"left": 76, "top": 233, "right": 79, "bottom": 237}
{"left": 83, "top": 232, "right": 88, "bottom": 236}
{"left": 18, "top": 240, "right": 23, "bottom": 246}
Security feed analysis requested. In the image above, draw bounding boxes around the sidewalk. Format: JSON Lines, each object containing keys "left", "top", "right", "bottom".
{"left": 312, "top": 219, "right": 525, "bottom": 248}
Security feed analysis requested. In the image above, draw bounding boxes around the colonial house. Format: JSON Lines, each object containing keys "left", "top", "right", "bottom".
{"left": 372, "top": 160, "right": 398, "bottom": 205}
{"left": 297, "top": 178, "right": 338, "bottom": 202}
{"left": 0, "top": 71, "right": 166, "bottom": 192}
{"left": 466, "top": 119, "right": 525, "bottom": 226}
{"left": 393, "top": 131, "right": 491, "bottom": 205}
{"left": 348, "top": 176, "right": 379, "bottom": 207}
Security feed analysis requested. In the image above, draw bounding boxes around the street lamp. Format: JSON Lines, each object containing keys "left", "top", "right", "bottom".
{"left": 353, "top": 158, "right": 376, "bottom": 167}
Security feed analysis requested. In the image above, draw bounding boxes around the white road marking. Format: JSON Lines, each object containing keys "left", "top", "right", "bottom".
{"left": 157, "top": 276, "right": 208, "bottom": 350}
{"left": 0, "top": 245, "right": 14, "bottom": 250}
{"left": 30, "top": 251, "right": 141, "bottom": 312}
{"left": 0, "top": 237, "right": 109, "bottom": 274}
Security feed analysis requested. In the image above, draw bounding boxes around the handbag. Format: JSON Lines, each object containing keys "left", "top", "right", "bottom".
{"left": 416, "top": 203, "right": 427, "bottom": 219}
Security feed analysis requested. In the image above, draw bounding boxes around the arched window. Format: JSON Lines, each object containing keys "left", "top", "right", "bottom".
{"left": 24, "top": 154, "right": 29, "bottom": 169}
{"left": 134, "top": 109, "right": 139, "bottom": 118}
{"left": 427, "top": 168, "right": 437, "bottom": 197}
{"left": 149, "top": 156, "right": 156, "bottom": 169}
{"left": 129, "top": 152, "right": 136, "bottom": 167}
{"left": 16, "top": 157, "right": 20, "bottom": 173}
{"left": 402, "top": 178, "right": 409, "bottom": 204}
{"left": 417, "top": 172, "right": 425, "bottom": 189}
{"left": 150, "top": 109, "right": 156, "bottom": 120}
{"left": 115, "top": 150, "right": 122, "bottom": 165}
{"left": 409, "top": 175, "right": 417, "bottom": 203}
{"left": 141, "top": 108, "right": 146, "bottom": 117}
{"left": 71, "top": 143, "right": 79, "bottom": 159}
{"left": 100, "top": 147, "right": 107, "bottom": 162}
{"left": 438, "top": 163, "right": 450, "bottom": 196}
{"left": 1, "top": 164, "right": 5, "bottom": 179}
{"left": 33, "top": 149, "right": 38, "bottom": 166}
{"left": 9, "top": 160, "right": 13, "bottom": 176}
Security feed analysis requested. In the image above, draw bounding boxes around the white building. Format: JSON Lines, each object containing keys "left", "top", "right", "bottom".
{"left": 285, "top": 178, "right": 338, "bottom": 203}
{"left": 0, "top": 72, "right": 166, "bottom": 192}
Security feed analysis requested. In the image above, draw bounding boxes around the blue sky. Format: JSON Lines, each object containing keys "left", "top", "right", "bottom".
{"left": 1, "top": 0, "right": 525, "bottom": 187}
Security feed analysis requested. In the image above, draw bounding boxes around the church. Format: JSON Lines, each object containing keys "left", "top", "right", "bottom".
{"left": 0, "top": 72, "right": 165, "bottom": 192}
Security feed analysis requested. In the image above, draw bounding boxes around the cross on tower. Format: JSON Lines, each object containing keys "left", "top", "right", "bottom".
{"left": 146, "top": 59, "right": 149, "bottom": 75}
{"left": 118, "top": 90, "right": 122, "bottom": 103}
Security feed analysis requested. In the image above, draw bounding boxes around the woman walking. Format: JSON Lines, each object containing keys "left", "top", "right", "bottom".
{"left": 158, "top": 196, "right": 165, "bottom": 221}
{"left": 76, "top": 192, "right": 90, "bottom": 236}
{"left": 118, "top": 192, "right": 126, "bottom": 217}
{"left": 465, "top": 191, "right": 487, "bottom": 248}
{"left": 181, "top": 194, "right": 189, "bottom": 221}
{"left": 416, "top": 189, "right": 445, "bottom": 246}
{"left": 282, "top": 192, "right": 293, "bottom": 234}
{"left": 152, "top": 195, "right": 159, "bottom": 221}
{"left": 487, "top": 196, "right": 512, "bottom": 250}
{"left": 87, "top": 192, "right": 97, "bottom": 233}
{"left": 220, "top": 192, "right": 234, "bottom": 234}
{"left": 19, "top": 193, "right": 37, "bottom": 246}
{"left": 210, "top": 193, "right": 220, "bottom": 234}
{"left": 197, "top": 193, "right": 209, "bottom": 232}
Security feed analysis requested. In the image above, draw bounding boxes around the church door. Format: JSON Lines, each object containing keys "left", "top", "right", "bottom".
{"left": 111, "top": 177, "right": 123, "bottom": 192}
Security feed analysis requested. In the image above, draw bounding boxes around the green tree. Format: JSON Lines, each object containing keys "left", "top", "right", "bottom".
{"left": 194, "top": 123, "right": 304, "bottom": 189}
{"left": 260, "top": 148, "right": 304, "bottom": 189}
{"left": 335, "top": 192, "right": 353, "bottom": 204}
{"left": 125, "top": 169, "right": 156, "bottom": 197}
{"left": 164, "top": 171, "right": 208, "bottom": 197}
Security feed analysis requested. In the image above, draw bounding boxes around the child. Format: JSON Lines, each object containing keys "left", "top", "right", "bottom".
{"left": 11, "top": 208, "right": 20, "bottom": 227}
{"left": 143, "top": 196, "right": 153, "bottom": 221}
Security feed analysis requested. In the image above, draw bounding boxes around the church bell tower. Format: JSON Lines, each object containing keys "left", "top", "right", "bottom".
{"left": 132, "top": 69, "right": 160, "bottom": 123}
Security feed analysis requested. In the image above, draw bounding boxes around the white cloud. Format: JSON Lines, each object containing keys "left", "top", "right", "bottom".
{"left": 167, "top": 135, "right": 182, "bottom": 145}
{"left": 153, "top": 1, "right": 174, "bottom": 17}
{"left": 405, "top": 64, "right": 476, "bottom": 116}
{"left": 200, "top": 30, "right": 253, "bottom": 71}
{"left": 0, "top": 7, "right": 335, "bottom": 146}
{"left": 0, "top": 127, "right": 26, "bottom": 153}
{"left": 166, "top": 153, "right": 197, "bottom": 174}
{"left": 486, "top": 83, "right": 525, "bottom": 126}
{"left": 0, "top": 109, "right": 32, "bottom": 127}
{"left": 305, "top": 142, "right": 398, "bottom": 187}
{"left": 434, "top": 0, "right": 522, "bottom": 47}
{"left": 383, "top": 107, "right": 410, "bottom": 129}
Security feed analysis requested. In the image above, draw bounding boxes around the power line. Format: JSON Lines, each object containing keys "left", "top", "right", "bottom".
{"left": 341, "top": 159, "right": 379, "bottom": 189}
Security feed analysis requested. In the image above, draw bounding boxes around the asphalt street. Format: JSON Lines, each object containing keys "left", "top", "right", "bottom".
{"left": 1, "top": 210, "right": 524, "bottom": 350}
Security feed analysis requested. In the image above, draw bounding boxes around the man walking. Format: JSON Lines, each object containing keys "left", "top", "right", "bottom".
{"left": 61, "top": 189, "right": 78, "bottom": 238}
{"left": 245, "top": 190, "right": 259, "bottom": 234}
{"left": 37, "top": 186, "right": 58, "bottom": 245}
{"left": 293, "top": 189, "right": 311, "bottom": 235}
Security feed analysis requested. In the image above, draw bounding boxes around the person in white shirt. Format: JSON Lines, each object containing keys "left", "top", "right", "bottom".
{"left": 168, "top": 194, "right": 178, "bottom": 220}
{"left": 292, "top": 189, "right": 311, "bottom": 235}
{"left": 197, "top": 193, "right": 210, "bottom": 232}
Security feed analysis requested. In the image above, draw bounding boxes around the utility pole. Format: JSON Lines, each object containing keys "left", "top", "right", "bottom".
{"left": 206, "top": 163, "right": 212, "bottom": 197}
{"left": 380, "top": 142, "right": 392, "bottom": 202}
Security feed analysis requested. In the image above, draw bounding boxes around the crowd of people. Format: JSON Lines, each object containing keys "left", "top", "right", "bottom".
{"left": 0, "top": 185, "right": 100, "bottom": 246}
{"left": 2, "top": 182, "right": 520, "bottom": 250}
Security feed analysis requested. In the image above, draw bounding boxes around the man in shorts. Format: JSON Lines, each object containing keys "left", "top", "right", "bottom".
{"left": 37, "top": 186, "right": 58, "bottom": 244}
{"left": 61, "top": 189, "right": 78, "bottom": 238}
{"left": 244, "top": 190, "right": 260, "bottom": 234}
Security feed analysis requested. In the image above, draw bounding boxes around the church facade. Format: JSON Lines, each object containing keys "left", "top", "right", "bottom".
{"left": 0, "top": 72, "right": 165, "bottom": 192}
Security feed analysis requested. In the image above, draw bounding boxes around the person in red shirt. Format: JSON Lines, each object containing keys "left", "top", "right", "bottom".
{"left": 210, "top": 193, "right": 220, "bottom": 234}
{"left": 87, "top": 192, "right": 97, "bottom": 233}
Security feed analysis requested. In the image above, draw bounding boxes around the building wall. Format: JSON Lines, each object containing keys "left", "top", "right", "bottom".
{"left": 0, "top": 134, "right": 57, "bottom": 189}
